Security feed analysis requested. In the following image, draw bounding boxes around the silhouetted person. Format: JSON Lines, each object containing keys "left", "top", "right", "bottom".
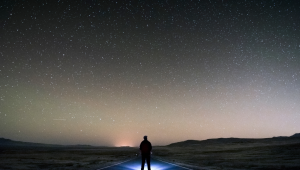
{"left": 140, "top": 136, "right": 152, "bottom": 170}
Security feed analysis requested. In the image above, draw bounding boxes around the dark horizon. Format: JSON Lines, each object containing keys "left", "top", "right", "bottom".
{"left": 1, "top": 132, "right": 300, "bottom": 147}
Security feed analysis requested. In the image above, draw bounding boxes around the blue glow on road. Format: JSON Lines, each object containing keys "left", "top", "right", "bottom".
{"left": 123, "top": 163, "right": 174, "bottom": 170}
{"left": 99, "top": 157, "right": 190, "bottom": 170}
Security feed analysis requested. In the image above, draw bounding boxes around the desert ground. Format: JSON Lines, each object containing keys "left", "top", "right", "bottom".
{"left": 0, "top": 146, "right": 138, "bottom": 170}
{"left": 1, "top": 137, "right": 300, "bottom": 170}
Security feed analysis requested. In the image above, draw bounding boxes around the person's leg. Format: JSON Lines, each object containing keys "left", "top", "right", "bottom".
{"left": 141, "top": 154, "right": 145, "bottom": 170}
{"left": 147, "top": 154, "right": 151, "bottom": 170}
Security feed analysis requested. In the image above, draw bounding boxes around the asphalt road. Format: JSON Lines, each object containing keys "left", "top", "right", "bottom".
{"left": 99, "top": 157, "right": 192, "bottom": 170}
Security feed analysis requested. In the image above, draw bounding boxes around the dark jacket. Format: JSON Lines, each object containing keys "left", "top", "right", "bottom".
{"left": 140, "top": 139, "right": 152, "bottom": 154}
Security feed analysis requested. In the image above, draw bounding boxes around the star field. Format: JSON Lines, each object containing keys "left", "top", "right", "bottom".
{"left": 0, "top": 0, "right": 300, "bottom": 146}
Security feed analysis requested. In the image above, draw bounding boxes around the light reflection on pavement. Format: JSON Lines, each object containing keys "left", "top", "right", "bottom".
{"left": 99, "top": 157, "right": 192, "bottom": 170}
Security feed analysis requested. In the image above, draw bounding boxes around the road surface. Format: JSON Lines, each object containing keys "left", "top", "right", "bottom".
{"left": 99, "top": 157, "right": 192, "bottom": 170}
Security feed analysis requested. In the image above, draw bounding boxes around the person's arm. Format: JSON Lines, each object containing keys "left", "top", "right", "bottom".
{"left": 139, "top": 142, "right": 142, "bottom": 156}
{"left": 139, "top": 142, "right": 142, "bottom": 150}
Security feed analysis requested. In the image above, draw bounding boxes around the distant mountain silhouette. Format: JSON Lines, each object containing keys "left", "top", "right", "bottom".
{"left": 0, "top": 138, "right": 14, "bottom": 144}
{"left": 290, "top": 133, "right": 300, "bottom": 138}
{"left": 0, "top": 138, "right": 93, "bottom": 147}
{"left": 0, "top": 137, "right": 58, "bottom": 147}
{"left": 167, "top": 133, "right": 300, "bottom": 147}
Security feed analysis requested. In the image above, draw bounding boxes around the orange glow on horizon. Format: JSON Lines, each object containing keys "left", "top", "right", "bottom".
{"left": 114, "top": 140, "right": 138, "bottom": 147}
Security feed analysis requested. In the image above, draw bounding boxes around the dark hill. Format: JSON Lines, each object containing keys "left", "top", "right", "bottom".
{"left": 0, "top": 138, "right": 14, "bottom": 144}
{"left": 0, "top": 137, "right": 98, "bottom": 148}
{"left": 291, "top": 133, "right": 300, "bottom": 138}
{"left": 167, "top": 138, "right": 259, "bottom": 147}
{"left": 167, "top": 133, "right": 300, "bottom": 147}
{"left": 0, "top": 137, "right": 56, "bottom": 147}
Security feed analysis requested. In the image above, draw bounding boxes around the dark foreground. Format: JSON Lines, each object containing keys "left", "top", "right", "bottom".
{"left": 1, "top": 137, "right": 300, "bottom": 170}
{"left": 0, "top": 146, "right": 137, "bottom": 170}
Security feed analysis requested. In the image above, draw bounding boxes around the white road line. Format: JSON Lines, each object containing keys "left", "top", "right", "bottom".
{"left": 154, "top": 157, "right": 193, "bottom": 170}
{"left": 97, "top": 157, "right": 136, "bottom": 170}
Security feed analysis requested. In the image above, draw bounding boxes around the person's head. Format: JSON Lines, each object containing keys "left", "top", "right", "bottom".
{"left": 144, "top": 136, "right": 147, "bottom": 140}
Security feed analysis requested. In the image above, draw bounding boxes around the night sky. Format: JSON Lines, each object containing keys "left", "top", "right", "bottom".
{"left": 1, "top": 0, "right": 300, "bottom": 147}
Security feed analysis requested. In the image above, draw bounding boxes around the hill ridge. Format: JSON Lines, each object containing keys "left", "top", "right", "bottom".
{"left": 0, "top": 138, "right": 101, "bottom": 147}
{"left": 167, "top": 133, "right": 300, "bottom": 147}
